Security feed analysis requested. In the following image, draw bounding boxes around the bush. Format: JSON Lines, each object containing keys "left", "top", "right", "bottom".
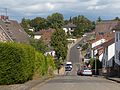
{"left": 0, "top": 42, "right": 55, "bottom": 85}
{"left": 0, "top": 42, "right": 35, "bottom": 85}
{"left": 34, "top": 52, "right": 55, "bottom": 77}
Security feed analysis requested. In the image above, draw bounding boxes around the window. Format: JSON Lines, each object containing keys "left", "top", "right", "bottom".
{"left": 116, "top": 33, "right": 118, "bottom": 42}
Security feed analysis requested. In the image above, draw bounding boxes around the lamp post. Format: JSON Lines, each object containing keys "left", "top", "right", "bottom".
{"left": 94, "top": 56, "right": 97, "bottom": 75}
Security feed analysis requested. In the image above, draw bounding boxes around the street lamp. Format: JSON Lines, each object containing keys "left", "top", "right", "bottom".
{"left": 94, "top": 56, "right": 97, "bottom": 75}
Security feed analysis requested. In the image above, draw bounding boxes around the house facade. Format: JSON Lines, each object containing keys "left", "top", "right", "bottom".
{"left": 63, "top": 23, "right": 76, "bottom": 35}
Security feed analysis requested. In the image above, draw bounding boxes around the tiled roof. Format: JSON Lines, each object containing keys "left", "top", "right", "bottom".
{"left": 112, "top": 21, "right": 120, "bottom": 31}
{"left": 0, "top": 19, "right": 29, "bottom": 44}
{"left": 95, "top": 20, "right": 118, "bottom": 36}
{"left": 34, "top": 28, "right": 55, "bottom": 44}
{"left": 102, "top": 38, "right": 115, "bottom": 47}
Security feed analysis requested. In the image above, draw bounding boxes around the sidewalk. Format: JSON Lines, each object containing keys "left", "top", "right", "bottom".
{"left": 106, "top": 77, "right": 120, "bottom": 83}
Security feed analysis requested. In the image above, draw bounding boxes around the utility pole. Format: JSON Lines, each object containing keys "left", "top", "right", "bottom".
{"left": 95, "top": 57, "right": 97, "bottom": 75}
{"left": 5, "top": 8, "right": 7, "bottom": 16}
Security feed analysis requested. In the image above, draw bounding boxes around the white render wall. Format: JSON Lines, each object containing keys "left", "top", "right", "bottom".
{"left": 92, "top": 39, "right": 106, "bottom": 48}
{"left": 34, "top": 35, "right": 41, "bottom": 39}
{"left": 63, "top": 28, "right": 68, "bottom": 33}
{"left": 107, "top": 43, "right": 115, "bottom": 67}
{"left": 108, "top": 43, "right": 115, "bottom": 61}
{"left": 115, "top": 31, "right": 120, "bottom": 65}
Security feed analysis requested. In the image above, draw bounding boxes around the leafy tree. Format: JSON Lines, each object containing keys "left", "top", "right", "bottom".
{"left": 47, "top": 13, "right": 64, "bottom": 29}
{"left": 51, "top": 28, "right": 68, "bottom": 60}
{"left": 30, "top": 17, "right": 47, "bottom": 31}
{"left": 21, "top": 18, "right": 31, "bottom": 28}
{"left": 71, "top": 15, "right": 94, "bottom": 37}
{"left": 30, "top": 39, "right": 48, "bottom": 53}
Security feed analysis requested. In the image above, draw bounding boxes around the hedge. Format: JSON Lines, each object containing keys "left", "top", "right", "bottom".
{"left": 0, "top": 42, "right": 35, "bottom": 85}
{"left": 0, "top": 42, "right": 55, "bottom": 85}
{"left": 34, "top": 52, "right": 55, "bottom": 77}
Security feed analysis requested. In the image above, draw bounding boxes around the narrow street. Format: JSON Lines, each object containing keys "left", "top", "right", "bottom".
{"left": 30, "top": 37, "right": 120, "bottom": 90}
{"left": 31, "top": 75, "right": 120, "bottom": 90}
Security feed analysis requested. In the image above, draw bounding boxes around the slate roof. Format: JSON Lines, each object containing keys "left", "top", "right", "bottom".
{"left": 0, "top": 18, "right": 29, "bottom": 44}
{"left": 63, "top": 23, "right": 77, "bottom": 28}
{"left": 34, "top": 28, "right": 55, "bottom": 44}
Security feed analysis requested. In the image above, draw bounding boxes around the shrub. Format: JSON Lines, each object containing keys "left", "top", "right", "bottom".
{"left": 0, "top": 42, "right": 35, "bottom": 85}
{"left": 34, "top": 52, "right": 55, "bottom": 77}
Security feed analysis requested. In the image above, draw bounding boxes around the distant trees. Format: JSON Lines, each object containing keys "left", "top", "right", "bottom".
{"left": 47, "top": 13, "right": 64, "bottom": 29}
{"left": 71, "top": 15, "right": 94, "bottom": 37}
{"left": 30, "top": 17, "right": 47, "bottom": 31}
{"left": 97, "top": 16, "right": 102, "bottom": 22}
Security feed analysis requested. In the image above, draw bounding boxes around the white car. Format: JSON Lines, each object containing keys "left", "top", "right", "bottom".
{"left": 65, "top": 62, "right": 73, "bottom": 71}
{"left": 80, "top": 68, "right": 92, "bottom": 76}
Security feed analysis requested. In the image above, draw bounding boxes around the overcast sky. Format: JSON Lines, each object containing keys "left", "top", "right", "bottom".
{"left": 0, "top": 0, "right": 120, "bottom": 21}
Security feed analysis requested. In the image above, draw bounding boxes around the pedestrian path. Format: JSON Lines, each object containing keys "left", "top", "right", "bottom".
{"left": 107, "top": 77, "right": 120, "bottom": 83}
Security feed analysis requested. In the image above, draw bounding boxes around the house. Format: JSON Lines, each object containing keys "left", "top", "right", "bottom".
{"left": 34, "top": 28, "right": 55, "bottom": 44}
{"left": 102, "top": 38, "right": 115, "bottom": 76}
{"left": 0, "top": 15, "right": 29, "bottom": 44}
{"left": 63, "top": 23, "right": 76, "bottom": 35}
{"left": 112, "top": 22, "right": 120, "bottom": 77}
{"left": 90, "top": 20, "right": 117, "bottom": 58}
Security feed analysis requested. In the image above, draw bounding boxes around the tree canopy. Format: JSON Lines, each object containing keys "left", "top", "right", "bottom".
{"left": 51, "top": 28, "right": 68, "bottom": 60}
{"left": 47, "top": 13, "right": 64, "bottom": 29}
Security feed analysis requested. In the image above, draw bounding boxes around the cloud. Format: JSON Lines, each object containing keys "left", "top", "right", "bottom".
{"left": 0, "top": 0, "right": 120, "bottom": 20}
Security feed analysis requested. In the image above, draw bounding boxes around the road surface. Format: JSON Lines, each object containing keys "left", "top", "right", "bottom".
{"left": 31, "top": 75, "right": 120, "bottom": 90}
{"left": 30, "top": 37, "right": 120, "bottom": 90}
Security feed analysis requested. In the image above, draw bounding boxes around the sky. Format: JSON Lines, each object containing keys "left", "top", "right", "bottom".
{"left": 0, "top": 0, "right": 120, "bottom": 22}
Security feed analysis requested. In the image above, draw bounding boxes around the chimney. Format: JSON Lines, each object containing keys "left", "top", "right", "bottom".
{"left": 0, "top": 15, "right": 9, "bottom": 20}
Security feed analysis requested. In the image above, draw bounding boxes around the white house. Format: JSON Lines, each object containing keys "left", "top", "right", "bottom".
{"left": 102, "top": 38, "right": 115, "bottom": 68}
{"left": 63, "top": 23, "right": 76, "bottom": 35}
{"left": 91, "top": 38, "right": 106, "bottom": 58}
{"left": 114, "top": 27, "right": 120, "bottom": 66}
{"left": 44, "top": 50, "right": 56, "bottom": 57}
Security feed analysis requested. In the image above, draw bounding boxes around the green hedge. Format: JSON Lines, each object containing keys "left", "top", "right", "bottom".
{"left": 0, "top": 42, "right": 55, "bottom": 85}
{"left": 34, "top": 52, "right": 55, "bottom": 77}
{"left": 0, "top": 42, "right": 35, "bottom": 85}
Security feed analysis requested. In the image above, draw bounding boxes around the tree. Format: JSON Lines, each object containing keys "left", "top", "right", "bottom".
{"left": 114, "top": 17, "right": 120, "bottom": 21}
{"left": 97, "top": 16, "right": 102, "bottom": 22}
{"left": 30, "top": 17, "right": 47, "bottom": 31}
{"left": 21, "top": 18, "right": 31, "bottom": 28}
{"left": 51, "top": 28, "right": 68, "bottom": 60}
{"left": 47, "top": 13, "right": 64, "bottom": 29}
{"left": 30, "top": 39, "right": 48, "bottom": 53}
{"left": 71, "top": 15, "right": 94, "bottom": 37}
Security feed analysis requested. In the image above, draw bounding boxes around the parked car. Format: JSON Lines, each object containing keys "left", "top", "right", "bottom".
{"left": 65, "top": 62, "right": 73, "bottom": 71}
{"left": 76, "top": 46, "right": 80, "bottom": 49}
{"left": 77, "top": 68, "right": 92, "bottom": 76}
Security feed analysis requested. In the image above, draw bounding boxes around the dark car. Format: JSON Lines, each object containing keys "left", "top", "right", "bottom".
{"left": 77, "top": 69, "right": 83, "bottom": 75}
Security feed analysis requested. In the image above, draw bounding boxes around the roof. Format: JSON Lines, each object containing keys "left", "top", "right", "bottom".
{"left": 0, "top": 19, "right": 29, "bottom": 44}
{"left": 90, "top": 31, "right": 115, "bottom": 44}
{"left": 63, "top": 23, "right": 77, "bottom": 28}
{"left": 95, "top": 20, "right": 118, "bottom": 35}
{"left": 102, "top": 38, "right": 115, "bottom": 47}
{"left": 34, "top": 28, "right": 55, "bottom": 44}
{"left": 112, "top": 21, "right": 120, "bottom": 31}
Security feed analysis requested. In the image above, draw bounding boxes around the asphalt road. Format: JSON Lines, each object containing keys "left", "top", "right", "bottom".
{"left": 31, "top": 75, "right": 120, "bottom": 90}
